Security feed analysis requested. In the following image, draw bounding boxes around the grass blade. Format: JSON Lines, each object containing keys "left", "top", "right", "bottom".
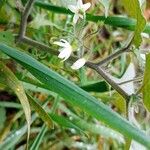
{"left": 0, "top": 114, "right": 37, "bottom": 150}
{"left": 0, "top": 44, "right": 150, "bottom": 148}
{"left": 27, "top": 94, "right": 53, "bottom": 129}
{"left": 30, "top": 125, "right": 47, "bottom": 150}
{"left": 0, "top": 62, "right": 31, "bottom": 148}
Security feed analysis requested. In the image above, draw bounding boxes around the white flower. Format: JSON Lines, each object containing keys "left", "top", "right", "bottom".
{"left": 71, "top": 58, "right": 86, "bottom": 70}
{"left": 53, "top": 39, "right": 72, "bottom": 61}
{"left": 68, "top": 0, "right": 91, "bottom": 24}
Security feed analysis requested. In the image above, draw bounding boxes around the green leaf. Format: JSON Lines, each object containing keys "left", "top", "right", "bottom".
{"left": 0, "top": 44, "right": 150, "bottom": 148}
{"left": 142, "top": 54, "right": 150, "bottom": 111}
{"left": 0, "top": 107, "right": 6, "bottom": 130}
{"left": 0, "top": 101, "right": 22, "bottom": 109}
{"left": 0, "top": 0, "right": 5, "bottom": 9}
{"left": 30, "top": 125, "right": 47, "bottom": 150}
{"left": 50, "top": 114, "right": 85, "bottom": 134}
{"left": 122, "top": 0, "right": 146, "bottom": 47}
{"left": 81, "top": 80, "right": 109, "bottom": 92}
{"left": 20, "top": 75, "right": 109, "bottom": 93}
{"left": 25, "top": 83, "right": 123, "bottom": 141}
{"left": 27, "top": 94, "right": 53, "bottom": 129}
{"left": 0, "top": 62, "right": 31, "bottom": 147}
{"left": 58, "top": 104, "right": 124, "bottom": 142}
{"left": 112, "top": 93, "right": 126, "bottom": 116}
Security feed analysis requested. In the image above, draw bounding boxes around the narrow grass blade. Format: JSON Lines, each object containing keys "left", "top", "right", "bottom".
{"left": 0, "top": 62, "right": 31, "bottom": 148}
{"left": 30, "top": 124, "right": 47, "bottom": 150}
{"left": 0, "top": 114, "right": 37, "bottom": 150}
{"left": 0, "top": 102, "right": 22, "bottom": 109}
{"left": 27, "top": 94, "right": 53, "bottom": 129}
{"left": 0, "top": 44, "right": 150, "bottom": 148}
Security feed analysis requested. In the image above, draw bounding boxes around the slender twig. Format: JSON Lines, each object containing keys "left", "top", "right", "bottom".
{"left": 15, "top": 0, "right": 24, "bottom": 13}
{"left": 17, "top": 0, "right": 131, "bottom": 102}
{"left": 22, "top": 37, "right": 58, "bottom": 55}
{"left": 86, "top": 62, "right": 130, "bottom": 102}
{"left": 118, "top": 76, "right": 143, "bottom": 85}
{"left": 96, "top": 38, "right": 133, "bottom": 66}
{"left": 18, "top": 0, "right": 36, "bottom": 41}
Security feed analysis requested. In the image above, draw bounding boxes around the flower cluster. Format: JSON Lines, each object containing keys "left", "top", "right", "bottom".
{"left": 53, "top": 39, "right": 86, "bottom": 70}
{"left": 53, "top": 0, "right": 91, "bottom": 70}
{"left": 68, "top": 0, "right": 91, "bottom": 24}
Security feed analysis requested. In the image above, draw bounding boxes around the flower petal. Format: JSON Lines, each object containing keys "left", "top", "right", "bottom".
{"left": 82, "top": 3, "right": 91, "bottom": 11}
{"left": 73, "top": 14, "right": 79, "bottom": 24}
{"left": 53, "top": 41, "right": 67, "bottom": 47}
{"left": 60, "top": 39, "right": 68, "bottom": 43}
{"left": 68, "top": 5, "right": 78, "bottom": 13}
{"left": 71, "top": 58, "right": 86, "bottom": 70}
{"left": 60, "top": 39, "right": 71, "bottom": 47}
{"left": 58, "top": 48, "right": 72, "bottom": 61}
{"left": 77, "top": 0, "right": 83, "bottom": 9}
{"left": 54, "top": 39, "right": 71, "bottom": 48}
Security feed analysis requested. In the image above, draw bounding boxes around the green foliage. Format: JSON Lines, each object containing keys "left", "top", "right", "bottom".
{"left": 0, "top": 62, "right": 31, "bottom": 147}
{"left": 28, "top": 94, "right": 53, "bottom": 128}
{"left": 30, "top": 125, "right": 47, "bottom": 150}
{"left": 0, "top": 31, "right": 14, "bottom": 45}
{"left": 0, "top": 126, "right": 27, "bottom": 150}
{"left": 0, "top": 2, "right": 20, "bottom": 24}
{"left": 122, "top": 0, "right": 146, "bottom": 47}
{"left": 0, "top": 107, "right": 6, "bottom": 129}
{"left": 0, "top": 44, "right": 150, "bottom": 148}
{"left": 0, "top": 0, "right": 150, "bottom": 149}
{"left": 142, "top": 54, "right": 150, "bottom": 111}
{"left": 0, "top": 114, "right": 37, "bottom": 150}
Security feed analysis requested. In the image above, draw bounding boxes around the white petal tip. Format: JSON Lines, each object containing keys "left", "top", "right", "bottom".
{"left": 82, "top": 2, "right": 91, "bottom": 11}
{"left": 58, "top": 48, "right": 72, "bottom": 61}
{"left": 71, "top": 58, "right": 86, "bottom": 70}
{"left": 68, "top": 5, "right": 77, "bottom": 13}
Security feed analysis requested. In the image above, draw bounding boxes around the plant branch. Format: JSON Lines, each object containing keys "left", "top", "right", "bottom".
{"left": 18, "top": 0, "right": 36, "bottom": 41}
{"left": 96, "top": 38, "right": 133, "bottom": 66}
{"left": 86, "top": 62, "right": 130, "bottom": 102}
{"left": 22, "top": 37, "right": 58, "bottom": 55}
{"left": 118, "top": 76, "right": 143, "bottom": 85}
